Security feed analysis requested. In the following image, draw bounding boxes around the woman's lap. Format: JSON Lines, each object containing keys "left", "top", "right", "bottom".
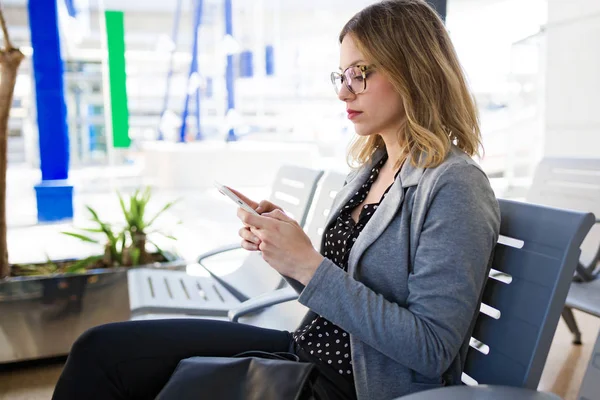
{"left": 52, "top": 318, "right": 292, "bottom": 400}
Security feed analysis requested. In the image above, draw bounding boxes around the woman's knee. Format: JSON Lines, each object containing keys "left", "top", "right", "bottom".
{"left": 69, "top": 322, "right": 123, "bottom": 364}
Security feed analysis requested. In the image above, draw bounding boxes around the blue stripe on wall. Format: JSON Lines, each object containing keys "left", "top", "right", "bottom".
{"left": 28, "top": 0, "right": 70, "bottom": 181}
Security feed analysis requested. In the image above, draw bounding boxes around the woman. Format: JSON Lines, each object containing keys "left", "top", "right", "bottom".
{"left": 52, "top": 1, "right": 500, "bottom": 399}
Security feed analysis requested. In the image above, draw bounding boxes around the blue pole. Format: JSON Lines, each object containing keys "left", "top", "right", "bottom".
{"left": 64, "top": 0, "right": 77, "bottom": 18}
{"left": 179, "top": 0, "right": 203, "bottom": 143}
{"left": 158, "top": 0, "right": 183, "bottom": 140}
{"left": 28, "top": 0, "right": 74, "bottom": 222}
{"left": 225, "top": 0, "right": 237, "bottom": 141}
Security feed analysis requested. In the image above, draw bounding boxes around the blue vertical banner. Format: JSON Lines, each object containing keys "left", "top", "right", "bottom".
{"left": 28, "top": 0, "right": 74, "bottom": 222}
{"left": 179, "top": 0, "right": 203, "bottom": 142}
{"left": 239, "top": 50, "right": 253, "bottom": 78}
{"left": 265, "top": 45, "right": 275, "bottom": 76}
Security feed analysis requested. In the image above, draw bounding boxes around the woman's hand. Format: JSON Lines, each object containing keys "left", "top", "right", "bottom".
{"left": 228, "top": 187, "right": 282, "bottom": 251}
{"left": 237, "top": 208, "right": 324, "bottom": 285}
{"left": 228, "top": 187, "right": 282, "bottom": 214}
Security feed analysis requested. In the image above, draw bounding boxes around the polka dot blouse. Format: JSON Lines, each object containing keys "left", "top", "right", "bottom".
{"left": 293, "top": 154, "right": 396, "bottom": 382}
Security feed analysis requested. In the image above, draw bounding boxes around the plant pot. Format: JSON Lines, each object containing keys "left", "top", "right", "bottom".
{"left": 0, "top": 257, "right": 187, "bottom": 364}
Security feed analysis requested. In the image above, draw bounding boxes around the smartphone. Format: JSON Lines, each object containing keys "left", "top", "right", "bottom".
{"left": 214, "top": 181, "right": 259, "bottom": 215}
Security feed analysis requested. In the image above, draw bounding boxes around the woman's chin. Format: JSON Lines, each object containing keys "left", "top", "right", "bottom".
{"left": 354, "top": 127, "right": 375, "bottom": 137}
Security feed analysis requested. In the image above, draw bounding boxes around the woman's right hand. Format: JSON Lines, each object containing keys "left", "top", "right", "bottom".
{"left": 228, "top": 187, "right": 283, "bottom": 251}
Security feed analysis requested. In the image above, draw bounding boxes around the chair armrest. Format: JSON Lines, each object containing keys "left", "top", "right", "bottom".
{"left": 196, "top": 243, "right": 250, "bottom": 303}
{"left": 228, "top": 288, "right": 299, "bottom": 322}
{"left": 196, "top": 243, "right": 243, "bottom": 263}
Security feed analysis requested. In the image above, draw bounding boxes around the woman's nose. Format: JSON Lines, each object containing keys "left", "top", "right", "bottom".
{"left": 337, "top": 84, "right": 355, "bottom": 102}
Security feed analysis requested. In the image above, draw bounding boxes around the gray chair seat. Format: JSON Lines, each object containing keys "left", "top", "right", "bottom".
{"left": 566, "top": 277, "right": 600, "bottom": 317}
{"left": 128, "top": 269, "right": 240, "bottom": 318}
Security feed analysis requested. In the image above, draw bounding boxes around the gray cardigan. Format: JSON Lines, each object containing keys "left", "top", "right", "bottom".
{"left": 286, "top": 146, "right": 500, "bottom": 400}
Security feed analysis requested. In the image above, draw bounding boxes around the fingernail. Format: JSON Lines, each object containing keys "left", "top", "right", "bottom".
{"left": 252, "top": 236, "right": 259, "bottom": 243}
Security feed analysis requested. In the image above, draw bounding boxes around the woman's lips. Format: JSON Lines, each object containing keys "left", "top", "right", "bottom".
{"left": 347, "top": 110, "right": 363, "bottom": 120}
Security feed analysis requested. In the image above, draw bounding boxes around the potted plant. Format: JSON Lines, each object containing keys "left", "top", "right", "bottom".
{"left": 0, "top": 188, "right": 187, "bottom": 364}
{"left": 11, "top": 187, "right": 182, "bottom": 277}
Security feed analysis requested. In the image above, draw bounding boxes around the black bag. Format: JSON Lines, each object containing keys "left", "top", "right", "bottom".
{"left": 155, "top": 351, "right": 331, "bottom": 400}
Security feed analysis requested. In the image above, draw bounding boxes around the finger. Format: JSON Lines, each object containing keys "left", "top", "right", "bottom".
{"left": 249, "top": 226, "right": 263, "bottom": 240}
{"left": 237, "top": 208, "right": 272, "bottom": 229}
{"left": 256, "top": 200, "right": 282, "bottom": 214}
{"left": 238, "top": 227, "right": 261, "bottom": 245}
{"left": 262, "top": 209, "right": 293, "bottom": 222}
{"left": 227, "top": 187, "right": 259, "bottom": 210}
{"left": 241, "top": 240, "right": 259, "bottom": 251}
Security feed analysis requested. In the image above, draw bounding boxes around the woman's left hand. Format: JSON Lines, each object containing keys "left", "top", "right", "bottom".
{"left": 237, "top": 208, "right": 324, "bottom": 285}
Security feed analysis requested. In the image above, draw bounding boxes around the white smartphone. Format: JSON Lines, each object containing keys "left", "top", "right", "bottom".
{"left": 213, "top": 181, "right": 259, "bottom": 215}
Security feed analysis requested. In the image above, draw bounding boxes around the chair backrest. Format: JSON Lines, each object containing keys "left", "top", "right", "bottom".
{"left": 463, "top": 199, "right": 594, "bottom": 389}
{"left": 215, "top": 165, "right": 324, "bottom": 299}
{"left": 526, "top": 158, "right": 600, "bottom": 267}
{"left": 268, "top": 165, "right": 324, "bottom": 227}
{"left": 303, "top": 170, "right": 348, "bottom": 247}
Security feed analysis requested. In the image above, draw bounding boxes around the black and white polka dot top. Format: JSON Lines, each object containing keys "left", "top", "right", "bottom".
{"left": 293, "top": 154, "right": 396, "bottom": 382}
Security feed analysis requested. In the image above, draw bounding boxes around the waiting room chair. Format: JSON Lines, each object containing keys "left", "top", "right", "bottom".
{"left": 227, "top": 199, "right": 594, "bottom": 398}
{"left": 525, "top": 158, "right": 600, "bottom": 345}
{"left": 128, "top": 165, "right": 324, "bottom": 319}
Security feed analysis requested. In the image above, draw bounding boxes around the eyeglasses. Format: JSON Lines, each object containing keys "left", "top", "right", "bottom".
{"left": 330, "top": 65, "right": 373, "bottom": 95}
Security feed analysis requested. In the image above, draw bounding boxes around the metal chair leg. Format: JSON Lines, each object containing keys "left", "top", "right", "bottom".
{"left": 562, "top": 307, "right": 582, "bottom": 345}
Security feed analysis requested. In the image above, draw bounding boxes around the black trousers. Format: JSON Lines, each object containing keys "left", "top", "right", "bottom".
{"left": 52, "top": 318, "right": 356, "bottom": 400}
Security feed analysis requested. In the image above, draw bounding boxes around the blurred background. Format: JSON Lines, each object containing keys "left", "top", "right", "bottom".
{"left": 0, "top": 0, "right": 561, "bottom": 261}
{"left": 4, "top": 0, "right": 548, "bottom": 180}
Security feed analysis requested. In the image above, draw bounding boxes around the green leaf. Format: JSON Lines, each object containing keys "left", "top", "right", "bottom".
{"left": 145, "top": 199, "right": 179, "bottom": 228}
{"left": 86, "top": 207, "right": 116, "bottom": 243}
{"left": 142, "top": 186, "right": 152, "bottom": 204}
{"left": 118, "top": 230, "right": 127, "bottom": 263}
{"left": 61, "top": 231, "right": 101, "bottom": 244}
{"left": 118, "top": 191, "right": 133, "bottom": 227}
{"left": 137, "top": 188, "right": 151, "bottom": 229}
{"left": 64, "top": 255, "right": 103, "bottom": 274}
{"left": 147, "top": 239, "right": 166, "bottom": 259}
{"left": 157, "top": 232, "right": 177, "bottom": 241}
{"left": 79, "top": 227, "right": 106, "bottom": 234}
{"left": 129, "top": 194, "right": 141, "bottom": 229}
{"left": 86, "top": 206, "right": 102, "bottom": 224}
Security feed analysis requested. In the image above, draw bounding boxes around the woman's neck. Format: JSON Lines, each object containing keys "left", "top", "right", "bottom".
{"left": 380, "top": 135, "right": 405, "bottom": 173}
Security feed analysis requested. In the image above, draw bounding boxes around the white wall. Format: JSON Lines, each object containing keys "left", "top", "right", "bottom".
{"left": 544, "top": 0, "right": 600, "bottom": 157}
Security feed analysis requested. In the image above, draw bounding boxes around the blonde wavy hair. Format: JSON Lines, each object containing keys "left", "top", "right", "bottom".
{"left": 341, "top": 0, "right": 482, "bottom": 169}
